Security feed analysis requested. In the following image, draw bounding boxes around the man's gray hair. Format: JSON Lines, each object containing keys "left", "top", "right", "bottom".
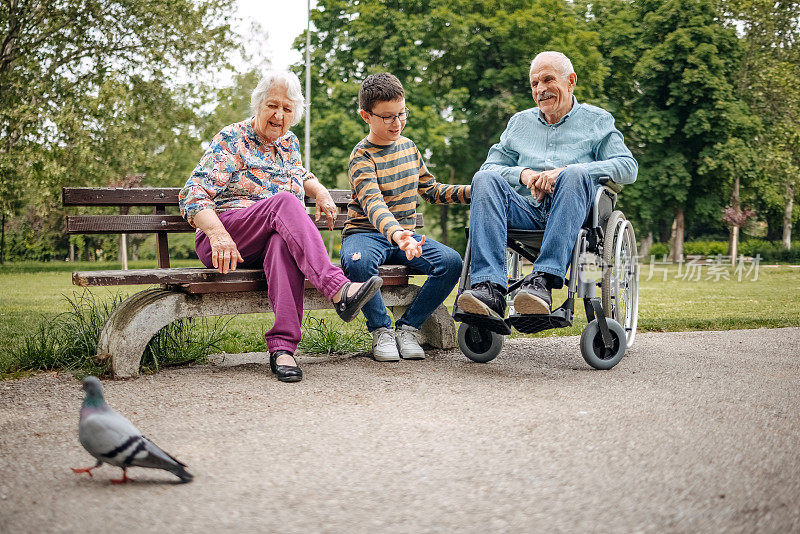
{"left": 530, "top": 51, "right": 575, "bottom": 78}
{"left": 250, "top": 70, "right": 305, "bottom": 126}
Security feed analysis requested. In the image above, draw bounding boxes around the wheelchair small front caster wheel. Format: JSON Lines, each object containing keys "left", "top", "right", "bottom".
{"left": 580, "top": 318, "right": 626, "bottom": 370}
{"left": 458, "top": 322, "right": 504, "bottom": 363}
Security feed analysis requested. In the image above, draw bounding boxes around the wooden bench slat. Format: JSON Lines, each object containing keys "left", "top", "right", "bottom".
{"left": 65, "top": 213, "right": 423, "bottom": 234}
{"left": 66, "top": 215, "right": 193, "bottom": 234}
{"left": 167, "top": 273, "right": 413, "bottom": 294}
{"left": 62, "top": 187, "right": 354, "bottom": 207}
{"left": 72, "top": 265, "right": 416, "bottom": 288}
{"left": 63, "top": 188, "right": 183, "bottom": 206}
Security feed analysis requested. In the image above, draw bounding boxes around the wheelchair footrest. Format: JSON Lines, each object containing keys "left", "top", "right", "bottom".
{"left": 453, "top": 310, "right": 512, "bottom": 335}
{"left": 507, "top": 313, "right": 572, "bottom": 335}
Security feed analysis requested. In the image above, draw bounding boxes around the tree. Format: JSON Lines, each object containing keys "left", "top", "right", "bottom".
{"left": 624, "top": 0, "right": 757, "bottom": 259}
{"left": 296, "top": 0, "right": 605, "bottom": 251}
{"left": 0, "top": 0, "right": 239, "bottom": 261}
{"left": 723, "top": 0, "right": 800, "bottom": 248}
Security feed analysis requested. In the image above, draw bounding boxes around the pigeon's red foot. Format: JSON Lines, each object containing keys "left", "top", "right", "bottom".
{"left": 71, "top": 466, "right": 96, "bottom": 478}
{"left": 110, "top": 470, "right": 131, "bottom": 484}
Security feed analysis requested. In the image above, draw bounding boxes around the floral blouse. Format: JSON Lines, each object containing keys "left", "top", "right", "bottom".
{"left": 179, "top": 119, "right": 316, "bottom": 227}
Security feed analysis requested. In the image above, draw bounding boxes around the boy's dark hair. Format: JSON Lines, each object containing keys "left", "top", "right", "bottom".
{"left": 358, "top": 73, "right": 404, "bottom": 112}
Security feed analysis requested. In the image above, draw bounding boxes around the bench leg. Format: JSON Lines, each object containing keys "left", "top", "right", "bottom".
{"left": 98, "top": 288, "right": 283, "bottom": 378}
{"left": 97, "top": 289, "right": 192, "bottom": 378}
{"left": 387, "top": 302, "right": 457, "bottom": 350}
{"left": 420, "top": 304, "right": 457, "bottom": 349}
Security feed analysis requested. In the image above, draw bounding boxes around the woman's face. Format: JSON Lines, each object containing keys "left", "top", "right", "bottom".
{"left": 254, "top": 84, "right": 296, "bottom": 142}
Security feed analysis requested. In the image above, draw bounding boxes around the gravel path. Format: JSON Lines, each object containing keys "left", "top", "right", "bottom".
{"left": 1, "top": 327, "right": 799, "bottom": 533}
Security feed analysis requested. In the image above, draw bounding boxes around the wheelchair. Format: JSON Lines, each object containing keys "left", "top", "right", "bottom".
{"left": 453, "top": 177, "right": 639, "bottom": 370}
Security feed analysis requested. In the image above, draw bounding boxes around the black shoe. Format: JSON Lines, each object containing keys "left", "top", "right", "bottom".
{"left": 513, "top": 272, "right": 552, "bottom": 315}
{"left": 269, "top": 350, "right": 303, "bottom": 383}
{"left": 334, "top": 276, "right": 383, "bottom": 322}
{"left": 456, "top": 281, "right": 507, "bottom": 319}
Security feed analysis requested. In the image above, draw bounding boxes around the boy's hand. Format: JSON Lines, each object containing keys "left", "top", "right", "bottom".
{"left": 393, "top": 229, "right": 425, "bottom": 260}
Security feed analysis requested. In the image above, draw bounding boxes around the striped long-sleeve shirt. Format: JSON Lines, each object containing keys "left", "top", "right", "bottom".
{"left": 344, "top": 137, "right": 470, "bottom": 240}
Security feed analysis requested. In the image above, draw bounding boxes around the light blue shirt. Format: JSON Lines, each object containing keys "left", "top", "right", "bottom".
{"left": 480, "top": 98, "right": 638, "bottom": 206}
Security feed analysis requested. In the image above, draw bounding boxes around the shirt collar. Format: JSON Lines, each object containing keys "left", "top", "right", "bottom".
{"left": 537, "top": 96, "right": 580, "bottom": 126}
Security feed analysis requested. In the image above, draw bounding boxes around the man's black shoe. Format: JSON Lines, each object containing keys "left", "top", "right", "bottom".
{"left": 456, "top": 281, "right": 506, "bottom": 319}
{"left": 513, "top": 272, "right": 552, "bottom": 315}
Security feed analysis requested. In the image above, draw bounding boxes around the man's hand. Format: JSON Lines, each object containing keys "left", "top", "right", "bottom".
{"left": 208, "top": 230, "right": 244, "bottom": 274}
{"left": 313, "top": 188, "right": 338, "bottom": 231}
{"left": 520, "top": 168, "right": 546, "bottom": 202}
{"left": 392, "top": 229, "right": 425, "bottom": 260}
{"left": 533, "top": 167, "right": 565, "bottom": 199}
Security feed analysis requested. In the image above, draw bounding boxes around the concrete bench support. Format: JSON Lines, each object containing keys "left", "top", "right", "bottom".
{"left": 98, "top": 285, "right": 456, "bottom": 378}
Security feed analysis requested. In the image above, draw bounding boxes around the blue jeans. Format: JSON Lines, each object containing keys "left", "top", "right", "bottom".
{"left": 468, "top": 167, "right": 596, "bottom": 288}
{"left": 341, "top": 232, "right": 463, "bottom": 332}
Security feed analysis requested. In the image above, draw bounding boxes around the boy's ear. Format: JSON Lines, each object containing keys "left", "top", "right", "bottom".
{"left": 358, "top": 109, "right": 372, "bottom": 124}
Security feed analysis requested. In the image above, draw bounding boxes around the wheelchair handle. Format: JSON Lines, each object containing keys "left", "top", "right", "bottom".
{"left": 598, "top": 176, "right": 622, "bottom": 193}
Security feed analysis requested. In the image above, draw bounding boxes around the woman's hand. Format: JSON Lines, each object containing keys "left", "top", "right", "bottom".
{"left": 314, "top": 188, "right": 338, "bottom": 231}
{"left": 305, "top": 178, "right": 337, "bottom": 230}
{"left": 193, "top": 209, "right": 244, "bottom": 274}
{"left": 208, "top": 230, "right": 244, "bottom": 274}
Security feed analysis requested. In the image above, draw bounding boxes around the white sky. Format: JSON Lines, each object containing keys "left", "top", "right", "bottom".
{"left": 235, "top": 0, "right": 317, "bottom": 71}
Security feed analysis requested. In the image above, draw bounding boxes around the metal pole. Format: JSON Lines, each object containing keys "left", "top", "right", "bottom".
{"left": 304, "top": 0, "right": 311, "bottom": 171}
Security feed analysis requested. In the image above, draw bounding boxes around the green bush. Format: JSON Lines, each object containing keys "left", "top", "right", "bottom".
{"left": 683, "top": 241, "right": 728, "bottom": 255}
{"left": 648, "top": 243, "right": 669, "bottom": 258}
{"left": 643, "top": 240, "right": 800, "bottom": 262}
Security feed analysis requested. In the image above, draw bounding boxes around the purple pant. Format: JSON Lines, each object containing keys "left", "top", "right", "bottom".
{"left": 195, "top": 192, "right": 350, "bottom": 354}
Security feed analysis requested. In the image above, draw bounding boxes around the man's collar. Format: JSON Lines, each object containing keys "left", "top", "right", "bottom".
{"left": 537, "top": 96, "right": 580, "bottom": 126}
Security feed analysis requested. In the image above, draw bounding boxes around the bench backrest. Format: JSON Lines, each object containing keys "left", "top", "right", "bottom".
{"left": 62, "top": 187, "right": 424, "bottom": 268}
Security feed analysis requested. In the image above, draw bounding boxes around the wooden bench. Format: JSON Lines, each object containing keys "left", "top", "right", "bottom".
{"left": 62, "top": 187, "right": 457, "bottom": 378}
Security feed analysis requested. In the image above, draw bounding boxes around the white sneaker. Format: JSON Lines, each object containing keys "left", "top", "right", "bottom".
{"left": 372, "top": 327, "right": 400, "bottom": 362}
{"left": 396, "top": 325, "right": 425, "bottom": 360}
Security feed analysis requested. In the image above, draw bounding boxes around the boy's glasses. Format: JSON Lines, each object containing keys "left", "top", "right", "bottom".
{"left": 368, "top": 108, "right": 409, "bottom": 124}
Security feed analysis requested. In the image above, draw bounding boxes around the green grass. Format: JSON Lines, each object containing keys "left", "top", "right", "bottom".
{"left": 1, "top": 261, "right": 799, "bottom": 377}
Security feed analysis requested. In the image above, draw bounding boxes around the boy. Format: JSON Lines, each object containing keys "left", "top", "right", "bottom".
{"left": 341, "top": 72, "right": 470, "bottom": 362}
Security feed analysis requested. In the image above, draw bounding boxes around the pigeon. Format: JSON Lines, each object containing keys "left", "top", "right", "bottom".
{"left": 71, "top": 376, "right": 193, "bottom": 484}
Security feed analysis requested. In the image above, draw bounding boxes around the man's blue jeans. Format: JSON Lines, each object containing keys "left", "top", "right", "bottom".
{"left": 341, "top": 232, "right": 462, "bottom": 332}
{"left": 468, "top": 167, "right": 597, "bottom": 289}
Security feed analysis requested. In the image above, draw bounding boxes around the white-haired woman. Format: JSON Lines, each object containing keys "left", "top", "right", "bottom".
{"left": 179, "top": 70, "right": 381, "bottom": 383}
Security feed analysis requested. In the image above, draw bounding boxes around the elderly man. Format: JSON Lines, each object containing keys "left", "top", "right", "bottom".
{"left": 457, "top": 51, "right": 638, "bottom": 322}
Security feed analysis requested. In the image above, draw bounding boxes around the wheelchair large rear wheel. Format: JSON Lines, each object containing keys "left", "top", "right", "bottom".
{"left": 580, "top": 318, "right": 626, "bottom": 370}
{"left": 458, "top": 322, "right": 504, "bottom": 363}
{"left": 602, "top": 211, "right": 639, "bottom": 348}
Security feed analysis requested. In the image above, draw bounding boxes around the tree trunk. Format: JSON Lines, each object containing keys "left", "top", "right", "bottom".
{"left": 728, "top": 176, "right": 740, "bottom": 263}
{"left": 668, "top": 209, "right": 684, "bottom": 262}
{"left": 118, "top": 207, "right": 129, "bottom": 269}
{"left": 639, "top": 231, "right": 654, "bottom": 258}
{"left": 730, "top": 226, "right": 739, "bottom": 264}
{"left": 783, "top": 181, "right": 793, "bottom": 250}
{"left": 0, "top": 210, "right": 5, "bottom": 265}
{"left": 69, "top": 242, "right": 75, "bottom": 262}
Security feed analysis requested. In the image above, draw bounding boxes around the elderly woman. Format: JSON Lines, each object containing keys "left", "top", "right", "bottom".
{"left": 179, "top": 70, "right": 381, "bottom": 383}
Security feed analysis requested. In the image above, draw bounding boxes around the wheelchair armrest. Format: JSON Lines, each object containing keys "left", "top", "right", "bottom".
{"left": 599, "top": 176, "right": 623, "bottom": 193}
